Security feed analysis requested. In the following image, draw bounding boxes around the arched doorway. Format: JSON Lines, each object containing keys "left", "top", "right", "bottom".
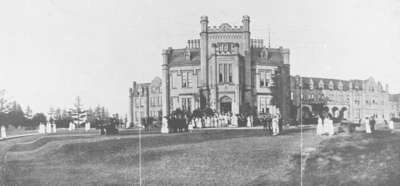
{"left": 220, "top": 96, "right": 232, "bottom": 114}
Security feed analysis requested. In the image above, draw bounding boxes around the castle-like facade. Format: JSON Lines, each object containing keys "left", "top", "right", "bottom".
{"left": 160, "top": 16, "right": 291, "bottom": 132}
{"left": 129, "top": 16, "right": 400, "bottom": 130}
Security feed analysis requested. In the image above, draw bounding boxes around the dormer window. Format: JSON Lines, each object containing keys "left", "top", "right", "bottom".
{"left": 338, "top": 81, "right": 343, "bottom": 90}
{"left": 318, "top": 80, "right": 324, "bottom": 89}
{"left": 309, "top": 79, "right": 314, "bottom": 90}
{"left": 329, "top": 81, "right": 334, "bottom": 90}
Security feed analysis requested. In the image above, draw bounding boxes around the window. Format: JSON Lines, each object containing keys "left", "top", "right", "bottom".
{"left": 182, "top": 72, "right": 187, "bottom": 87}
{"left": 260, "top": 96, "right": 266, "bottom": 113}
{"left": 188, "top": 72, "right": 193, "bottom": 88}
{"left": 328, "top": 81, "right": 334, "bottom": 90}
{"left": 309, "top": 79, "right": 314, "bottom": 90}
{"left": 181, "top": 98, "right": 192, "bottom": 112}
{"left": 219, "top": 64, "right": 224, "bottom": 83}
{"left": 338, "top": 82, "right": 343, "bottom": 90}
{"left": 181, "top": 71, "right": 192, "bottom": 88}
{"left": 228, "top": 65, "right": 232, "bottom": 82}
{"left": 318, "top": 80, "right": 324, "bottom": 89}
{"left": 135, "top": 98, "right": 139, "bottom": 107}
{"left": 258, "top": 96, "right": 271, "bottom": 113}
{"left": 259, "top": 70, "right": 272, "bottom": 87}
{"left": 218, "top": 64, "right": 232, "bottom": 83}
{"left": 197, "top": 69, "right": 201, "bottom": 87}
{"left": 260, "top": 72, "right": 265, "bottom": 87}
{"left": 224, "top": 64, "right": 227, "bottom": 82}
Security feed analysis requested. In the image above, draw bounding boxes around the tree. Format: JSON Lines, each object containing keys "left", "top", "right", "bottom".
{"left": 24, "top": 105, "right": 33, "bottom": 120}
{"left": 71, "top": 96, "right": 87, "bottom": 127}
{"left": 0, "top": 89, "right": 10, "bottom": 113}
{"left": 32, "top": 113, "right": 47, "bottom": 127}
{"left": 8, "top": 101, "right": 25, "bottom": 127}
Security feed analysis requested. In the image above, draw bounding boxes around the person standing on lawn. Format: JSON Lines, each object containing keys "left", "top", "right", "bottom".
{"left": 316, "top": 115, "right": 324, "bottom": 136}
{"left": 370, "top": 116, "right": 376, "bottom": 132}
{"left": 272, "top": 114, "right": 279, "bottom": 136}
{"left": 365, "top": 116, "right": 372, "bottom": 134}
{"left": 261, "top": 113, "right": 268, "bottom": 136}
{"left": 266, "top": 109, "right": 273, "bottom": 135}
{"left": 327, "top": 116, "right": 334, "bottom": 136}
{"left": 389, "top": 118, "right": 395, "bottom": 130}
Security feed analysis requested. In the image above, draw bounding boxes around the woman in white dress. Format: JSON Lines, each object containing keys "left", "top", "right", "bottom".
{"left": 323, "top": 117, "right": 330, "bottom": 135}
{"left": 246, "top": 116, "right": 251, "bottom": 127}
{"left": 365, "top": 117, "right": 371, "bottom": 134}
{"left": 272, "top": 115, "right": 279, "bottom": 135}
{"left": 388, "top": 118, "right": 395, "bottom": 130}
{"left": 316, "top": 116, "right": 324, "bottom": 136}
{"left": 327, "top": 118, "right": 334, "bottom": 136}
{"left": 188, "top": 119, "right": 194, "bottom": 132}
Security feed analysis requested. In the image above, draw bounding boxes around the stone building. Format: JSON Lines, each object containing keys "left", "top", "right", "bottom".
{"left": 389, "top": 94, "right": 400, "bottom": 119}
{"left": 128, "top": 77, "right": 162, "bottom": 127}
{"left": 161, "top": 15, "right": 291, "bottom": 132}
{"left": 291, "top": 76, "right": 392, "bottom": 123}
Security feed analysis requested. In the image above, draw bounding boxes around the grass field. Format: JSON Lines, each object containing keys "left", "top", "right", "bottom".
{"left": 1, "top": 128, "right": 400, "bottom": 185}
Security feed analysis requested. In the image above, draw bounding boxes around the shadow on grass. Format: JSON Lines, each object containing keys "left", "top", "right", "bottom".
{"left": 287, "top": 130, "right": 400, "bottom": 186}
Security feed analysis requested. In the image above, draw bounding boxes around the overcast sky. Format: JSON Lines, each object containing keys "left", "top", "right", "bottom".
{"left": 0, "top": 0, "right": 399, "bottom": 116}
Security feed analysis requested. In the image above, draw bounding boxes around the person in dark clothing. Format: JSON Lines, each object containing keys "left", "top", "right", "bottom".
{"left": 370, "top": 116, "right": 376, "bottom": 132}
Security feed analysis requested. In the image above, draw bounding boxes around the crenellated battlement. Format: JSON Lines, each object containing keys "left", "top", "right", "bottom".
{"left": 208, "top": 23, "right": 243, "bottom": 33}
{"left": 187, "top": 39, "right": 200, "bottom": 48}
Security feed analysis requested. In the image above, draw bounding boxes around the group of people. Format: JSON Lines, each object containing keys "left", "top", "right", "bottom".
{"left": 38, "top": 122, "right": 57, "bottom": 134}
{"left": 316, "top": 115, "right": 335, "bottom": 136}
{"left": 167, "top": 113, "right": 238, "bottom": 133}
{"left": 165, "top": 111, "right": 283, "bottom": 133}
{"left": 260, "top": 112, "right": 282, "bottom": 136}
{"left": 363, "top": 116, "right": 376, "bottom": 134}
{"left": 189, "top": 113, "right": 237, "bottom": 129}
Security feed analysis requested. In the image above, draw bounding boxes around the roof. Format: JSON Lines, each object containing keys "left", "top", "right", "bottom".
{"left": 251, "top": 47, "right": 284, "bottom": 66}
{"left": 169, "top": 47, "right": 287, "bottom": 67}
{"left": 291, "top": 76, "right": 365, "bottom": 91}
{"left": 169, "top": 48, "right": 201, "bottom": 67}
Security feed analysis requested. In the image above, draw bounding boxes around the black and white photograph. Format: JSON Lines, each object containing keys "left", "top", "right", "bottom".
{"left": 1, "top": 0, "right": 400, "bottom": 185}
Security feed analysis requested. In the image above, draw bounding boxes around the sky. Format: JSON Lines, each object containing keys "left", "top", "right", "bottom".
{"left": 0, "top": 0, "right": 399, "bottom": 116}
